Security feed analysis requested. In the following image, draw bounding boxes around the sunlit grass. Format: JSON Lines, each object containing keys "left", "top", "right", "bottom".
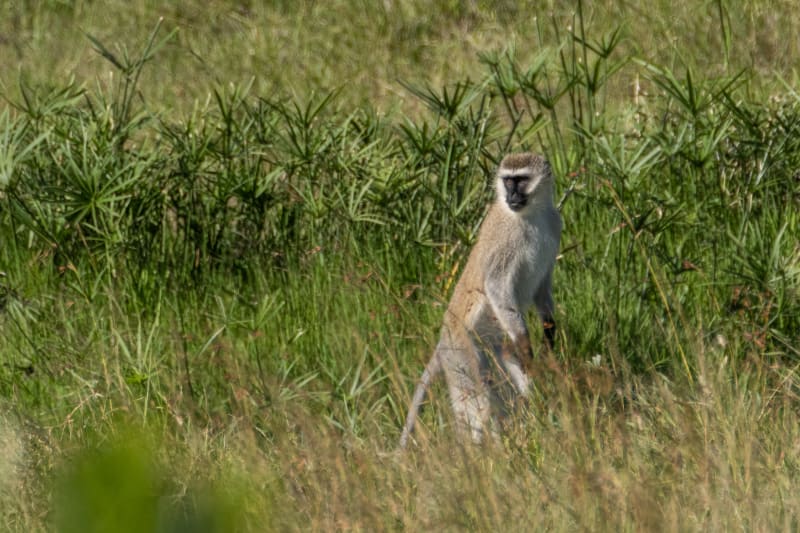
{"left": 1, "top": 1, "right": 799, "bottom": 531}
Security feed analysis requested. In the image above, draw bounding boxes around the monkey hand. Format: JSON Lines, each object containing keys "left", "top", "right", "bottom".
{"left": 542, "top": 318, "right": 556, "bottom": 351}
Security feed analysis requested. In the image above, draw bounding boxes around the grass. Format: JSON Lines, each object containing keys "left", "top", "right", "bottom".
{"left": 1, "top": 1, "right": 800, "bottom": 531}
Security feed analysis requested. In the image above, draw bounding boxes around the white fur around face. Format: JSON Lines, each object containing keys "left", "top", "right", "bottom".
{"left": 495, "top": 164, "right": 553, "bottom": 215}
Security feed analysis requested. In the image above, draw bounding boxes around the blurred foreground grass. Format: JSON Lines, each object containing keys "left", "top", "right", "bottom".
{"left": 1, "top": 1, "right": 800, "bottom": 531}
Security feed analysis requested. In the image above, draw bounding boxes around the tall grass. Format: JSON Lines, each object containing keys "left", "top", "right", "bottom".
{"left": 1, "top": 2, "right": 799, "bottom": 531}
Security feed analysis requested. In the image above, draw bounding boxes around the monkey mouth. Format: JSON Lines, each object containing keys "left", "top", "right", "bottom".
{"left": 507, "top": 200, "right": 527, "bottom": 211}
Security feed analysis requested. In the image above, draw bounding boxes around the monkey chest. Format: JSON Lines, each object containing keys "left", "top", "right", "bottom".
{"left": 515, "top": 230, "right": 556, "bottom": 295}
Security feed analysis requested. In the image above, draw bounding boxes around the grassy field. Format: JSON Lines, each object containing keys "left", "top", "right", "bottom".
{"left": 1, "top": 1, "right": 800, "bottom": 530}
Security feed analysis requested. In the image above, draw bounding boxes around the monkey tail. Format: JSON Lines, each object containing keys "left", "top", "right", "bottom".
{"left": 399, "top": 353, "right": 442, "bottom": 449}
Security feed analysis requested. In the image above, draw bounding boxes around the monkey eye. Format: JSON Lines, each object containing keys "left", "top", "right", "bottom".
{"left": 502, "top": 175, "right": 529, "bottom": 188}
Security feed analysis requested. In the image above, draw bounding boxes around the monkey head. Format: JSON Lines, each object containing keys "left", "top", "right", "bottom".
{"left": 496, "top": 153, "right": 554, "bottom": 213}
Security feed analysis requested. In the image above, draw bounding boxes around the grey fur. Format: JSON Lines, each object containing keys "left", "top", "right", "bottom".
{"left": 400, "top": 153, "right": 561, "bottom": 448}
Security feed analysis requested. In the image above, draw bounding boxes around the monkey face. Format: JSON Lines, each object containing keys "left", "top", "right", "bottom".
{"left": 502, "top": 175, "right": 530, "bottom": 211}
{"left": 496, "top": 153, "right": 553, "bottom": 214}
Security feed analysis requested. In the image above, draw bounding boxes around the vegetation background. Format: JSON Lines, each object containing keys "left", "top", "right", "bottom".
{"left": 1, "top": 0, "right": 799, "bottom": 530}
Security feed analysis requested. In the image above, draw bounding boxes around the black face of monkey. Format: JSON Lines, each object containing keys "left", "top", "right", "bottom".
{"left": 502, "top": 175, "right": 529, "bottom": 211}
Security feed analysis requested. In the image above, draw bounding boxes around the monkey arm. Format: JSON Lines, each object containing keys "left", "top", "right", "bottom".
{"left": 533, "top": 269, "right": 556, "bottom": 350}
{"left": 484, "top": 278, "right": 535, "bottom": 369}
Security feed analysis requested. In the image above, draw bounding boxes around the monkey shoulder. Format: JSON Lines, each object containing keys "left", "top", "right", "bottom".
{"left": 525, "top": 207, "right": 561, "bottom": 254}
{"left": 543, "top": 206, "right": 563, "bottom": 236}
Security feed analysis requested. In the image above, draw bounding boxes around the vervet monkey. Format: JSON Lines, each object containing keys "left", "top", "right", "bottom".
{"left": 400, "top": 153, "right": 561, "bottom": 448}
